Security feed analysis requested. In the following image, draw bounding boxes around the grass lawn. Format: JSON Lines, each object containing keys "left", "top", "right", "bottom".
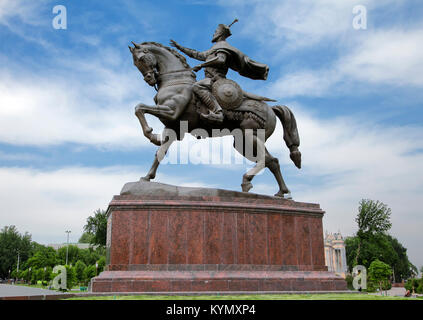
{"left": 66, "top": 293, "right": 418, "bottom": 300}
{"left": 16, "top": 283, "right": 86, "bottom": 292}
{"left": 16, "top": 283, "right": 49, "bottom": 289}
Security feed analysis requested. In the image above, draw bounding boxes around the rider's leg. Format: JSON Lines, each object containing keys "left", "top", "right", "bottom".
{"left": 193, "top": 79, "right": 223, "bottom": 122}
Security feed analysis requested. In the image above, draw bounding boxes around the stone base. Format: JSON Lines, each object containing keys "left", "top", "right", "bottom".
{"left": 92, "top": 270, "right": 347, "bottom": 292}
{"left": 91, "top": 181, "right": 347, "bottom": 292}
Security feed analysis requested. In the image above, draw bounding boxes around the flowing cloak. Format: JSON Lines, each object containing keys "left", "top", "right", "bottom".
{"left": 210, "top": 41, "right": 269, "bottom": 80}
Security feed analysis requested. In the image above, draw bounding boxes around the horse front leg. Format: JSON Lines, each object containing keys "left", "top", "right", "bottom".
{"left": 142, "top": 128, "right": 177, "bottom": 181}
{"left": 135, "top": 104, "right": 162, "bottom": 146}
{"left": 137, "top": 103, "right": 178, "bottom": 119}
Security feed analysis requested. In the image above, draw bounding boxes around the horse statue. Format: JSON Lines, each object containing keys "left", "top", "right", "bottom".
{"left": 129, "top": 41, "right": 301, "bottom": 198}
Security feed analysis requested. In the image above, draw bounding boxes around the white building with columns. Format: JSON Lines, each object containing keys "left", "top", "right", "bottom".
{"left": 324, "top": 232, "right": 348, "bottom": 278}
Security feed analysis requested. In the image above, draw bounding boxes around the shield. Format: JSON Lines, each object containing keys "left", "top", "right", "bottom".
{"left": 212, "top": 78, "right": 243, "bottom": 110}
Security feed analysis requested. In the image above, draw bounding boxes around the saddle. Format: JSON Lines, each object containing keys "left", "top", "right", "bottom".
{"left": 196, "top": 78, "right": 270, "bottom": 124}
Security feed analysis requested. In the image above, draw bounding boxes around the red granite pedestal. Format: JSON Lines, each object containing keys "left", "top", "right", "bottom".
{"left": 91, "top": 190, "right": 347, "bottom": 292}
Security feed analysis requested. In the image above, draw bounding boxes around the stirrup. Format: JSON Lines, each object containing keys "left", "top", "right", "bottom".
{"left": 200, "top": 111, "right": 224, "bottom": 123}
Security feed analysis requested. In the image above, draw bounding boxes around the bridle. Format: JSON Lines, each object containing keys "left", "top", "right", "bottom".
{"left": 137, "top": 51, "right": 195, "bottom": 91}
{"left": 159, "top": 68, "right": 194, "bottom": 76}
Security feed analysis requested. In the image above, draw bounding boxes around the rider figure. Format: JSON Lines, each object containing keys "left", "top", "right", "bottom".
{"left": 171, "top": 19, "right": 269, "bottom": 123}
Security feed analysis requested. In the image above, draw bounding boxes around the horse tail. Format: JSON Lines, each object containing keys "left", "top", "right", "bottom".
{"left": 272, "top": 105, "right": 301, "bottom": 169}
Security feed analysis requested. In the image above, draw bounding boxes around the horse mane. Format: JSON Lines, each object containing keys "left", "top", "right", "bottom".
{"left": 141, "top": 41, "right": 191, "bottom": 69}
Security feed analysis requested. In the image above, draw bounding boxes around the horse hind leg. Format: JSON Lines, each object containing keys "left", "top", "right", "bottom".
{"left": 265, "top": 148, "right": 290, "bottom": 197}
{"left": 235, "top": 131, "right": 266, "bottom": 193}
{"left": 235, "top": 133, "right": 291, "bottom": 197}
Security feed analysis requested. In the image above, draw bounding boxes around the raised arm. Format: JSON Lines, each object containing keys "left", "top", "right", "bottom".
{"left": 170, "top": 40, "right": 207, "bottom": 61}
{"left": 196, "top": 51, "right": 227, "bottom": 69}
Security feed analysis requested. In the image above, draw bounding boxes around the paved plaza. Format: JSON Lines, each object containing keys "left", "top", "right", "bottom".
{"left": 0, "top": 284, "right": 72, "bottom": 300}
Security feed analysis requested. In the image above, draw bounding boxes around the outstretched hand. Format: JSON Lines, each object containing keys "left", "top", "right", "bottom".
{"left": 170, "top": 39, "right": 180, "bottom": 50}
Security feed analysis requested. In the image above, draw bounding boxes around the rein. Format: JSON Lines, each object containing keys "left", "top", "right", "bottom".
{"left": 159, "top": 68, "right": 194, "bottom": 76}
{"left": 158, "top": 79, "right": 195, "bottom": 89}
{"left": 156, "top": 68, "right": 196, "bottom": 90}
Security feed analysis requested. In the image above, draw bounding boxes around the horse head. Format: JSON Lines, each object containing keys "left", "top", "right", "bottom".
{"left": 129, "top": 42, "right": 159, "bottom": 87}
{"left": 129, "top": 41, "right": 195, "bottom": 89}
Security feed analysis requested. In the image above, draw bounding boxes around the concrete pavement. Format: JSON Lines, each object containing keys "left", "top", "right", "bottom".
{"left": 0, "top": 284, "right": 73, "bottom": 300}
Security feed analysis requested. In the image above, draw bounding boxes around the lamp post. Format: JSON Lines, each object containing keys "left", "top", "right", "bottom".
{"left": 16, "top": 250, "right": 20, "bottom": 275}
{"left": 65, "top": 230, "right": 71, "bottom": 265}
{"left": 392, "top": 266, "right": 396, "bottom": 284}
{"left": 15, "top": 249, "right": 20, "bottom": 282}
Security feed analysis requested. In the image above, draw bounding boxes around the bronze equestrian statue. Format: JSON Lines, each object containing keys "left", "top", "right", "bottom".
{"left": 129, "top": 20, "right": 301, "bottom": 198}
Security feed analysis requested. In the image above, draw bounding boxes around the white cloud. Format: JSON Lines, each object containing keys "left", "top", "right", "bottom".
{"left": 0, "top": 166, "right": 135, "bottom": 243}
{"left": 239, "top": 0, "right": 355, "bottom": 49}
{"left": 0, "top": 49, "right": 164, "bottom": 148}
{"left": 341, "top": 29, "right": 423, "bottom": 87}
{"left": 0, "top": 165, "right": 212, "bottom": 244}
{"left": 268, "top": 28, "right": 423, "bottom": 97}
{"left": 221, "top": 0, "right": 402, "bottom": 50}
{"left": 268, "top": 70, "right": 339, "bottom": 98}
{"left": 0, "top": 0, "right": 45, "bottom": 26}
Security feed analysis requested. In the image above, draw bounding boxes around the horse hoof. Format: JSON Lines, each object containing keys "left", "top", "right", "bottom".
{"left": 140, "top": 176, "right": 151, "bottom": 182}
{"left": 290, "top": 150, "right": 302, "bottom": 169}
{"left": 150, "top": 134, "right": 162, "bottom": 146}
{"left": 274, "top": 191, "right": 284, "bottom": 197}
{"left": 274, "top": 191, "right": 292, "bottom": 199}
{"left": 241, "top": 182, "right": 253, "bottom": 193}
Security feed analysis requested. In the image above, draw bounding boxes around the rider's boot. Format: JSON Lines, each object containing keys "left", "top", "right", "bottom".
{"left": 197, "top": 90, "right": 224, "bottom": 123}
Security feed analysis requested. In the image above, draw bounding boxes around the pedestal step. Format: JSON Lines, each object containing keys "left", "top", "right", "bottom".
{"left": 92, "top": 270, "right": 347, "bottom": 292}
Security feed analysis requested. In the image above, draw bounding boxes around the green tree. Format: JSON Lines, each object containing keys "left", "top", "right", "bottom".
{"left": 34, "top": 268, "right": 44, "bottom": 284}
{"left": 83, "top": 209, "right": 107, "bottom": 247}
{"left": 57, "top": 245, "right": 80, "bottom": 265}
{"left": 65, "top": 265, "right": 77, "bottom": 290}
{"left": 10, "top": 269, "right": 18, "bottom": 279}
{"left": 97, "top": 256, "right": 106, "bottom": 273}
{"left": 78, "top": 247, "right": 102, "bottom": 266}
{"left": 0, "top": 226, "right": 33, "bottom": 279}
{"left": 26, "top": 246, "right": 58, "bottom": 269}
{"left": 369, "top": 259, "right": 392, "bottom": 294}
{"left": 83, "top": 265, "right": 97, "bottom": 285}
{"left": 386, "top": 235, "right": 416, "bottom": 282}
{"left": 354, "top": 199, "right": 392, "bottom": 265}
{"left": 346, "top": 234, "right": 416, "bottom": 282}
{"left": 78, "top": 232, "right": 94, "bottom": 244}
{"left": 75, "top": 260, "right": 87, "bottom": 284}
{"left": 21, "top": 269, "right": 28, "bottom": 282}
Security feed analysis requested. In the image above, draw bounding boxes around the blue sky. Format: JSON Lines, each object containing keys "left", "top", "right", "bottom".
{"left": 0, "top": 0, "right": 422, "bottom": 269}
